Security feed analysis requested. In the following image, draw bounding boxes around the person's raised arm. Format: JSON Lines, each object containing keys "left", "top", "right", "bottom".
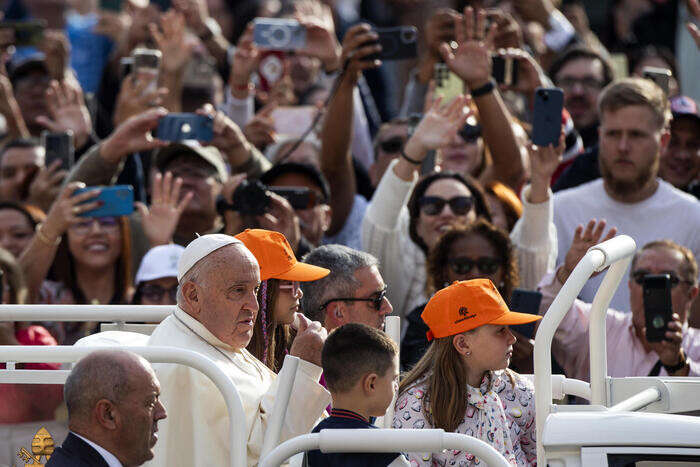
{"left": 173, "top": 0, "right": 231, "bottom": 69}
{"left": 150, "top": 10, "right": 192, "bottom": 114}
{"left": 440, "top": 7, "right": 526, "bottom": 190}
{"left": 688, "top": 0, "right": 700, "bottom": 48}
{"left": 320, "top": 23, "right": 380, "bottom": 236}
{"left": 19, "top": 182, "right": 101, "bottom": 302}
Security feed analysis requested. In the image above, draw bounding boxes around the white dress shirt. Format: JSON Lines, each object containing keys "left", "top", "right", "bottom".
{"left": 72, "top": 432, "right": 123, "bottom": 467}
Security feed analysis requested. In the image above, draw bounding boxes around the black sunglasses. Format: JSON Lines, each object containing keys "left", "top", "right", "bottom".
{"left": 632, "top": 270, "right": 694, "bottom": 288}
{"left": 419, "top": 195, "right": 475, "bottom": 216}
{"left": 319, "top": 287, "right": 388, "bottom": 311}
{"left": 139, "top": 283, "right": 178, "bottom": 302}
{"left": 379, "top": 136, "right": 406, "bottom": 154}
{"left": 458, "top": 123, "right": 482, "bottom": 143}
{"left": 448, "top": 256, "right": 502, "bottom": 275}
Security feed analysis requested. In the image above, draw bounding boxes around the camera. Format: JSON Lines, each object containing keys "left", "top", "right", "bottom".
{"left": 253, "top": 18, "right": 306, "bottom": 51}
{"left": 218, "top": 180, "right": 318, "bottom": 217}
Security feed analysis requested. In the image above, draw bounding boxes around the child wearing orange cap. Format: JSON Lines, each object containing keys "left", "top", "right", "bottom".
{"left": 394, "top": 279, "right": 541, "bottom": 466}
{"left": 235, "top": 229, "right": 330, "bottom": 371}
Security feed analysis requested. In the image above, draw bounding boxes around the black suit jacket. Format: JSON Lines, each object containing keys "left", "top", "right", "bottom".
{"left": 45, "top": 432, "right": 110, "bottom": 467}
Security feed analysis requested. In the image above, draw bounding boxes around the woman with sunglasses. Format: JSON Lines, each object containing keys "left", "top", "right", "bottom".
{"left": 236, "top": 229, "right": 330, "bottom": 372}
{"left": 131, "top": 244, "right": 185, "bottom": 306}
{"left": 363, "top": 92, "right": 561, "bottom": 324}
{"left": 394, "top": 279, "right": 541, "bottom": 466}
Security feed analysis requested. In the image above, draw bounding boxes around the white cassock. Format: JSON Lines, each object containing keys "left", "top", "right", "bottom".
{"left": 144, "top": 307, "right": 330, "bottom": 467}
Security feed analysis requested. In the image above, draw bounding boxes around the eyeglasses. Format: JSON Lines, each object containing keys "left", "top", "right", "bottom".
{"left": 378, "top": 137, "right": 406, "bottom": 154}
{"left": 70, "top": 217, "right": 120, "bottom": 235}
{"left": 556, "top": 76, "right": 604, "bottom": 92}
{"left": 448, "top": 256, "right": 502, "bottom": 275}
{"left": 139, "top": 283, "right": 178, "bottom": 303}
{"left": 278, "top": 281, "right": 301, "bottom": 295}
{"left": 632, "top": 270, "right": 694, "bottom": 288}
{"left": 418, "top": 196, "right": 474, "bottom": 216}
{"left": 167, "top": 164, "right": 218, "bottom": 181}
{"left": 319, "top": 286, "right": 388, "bottom": 311}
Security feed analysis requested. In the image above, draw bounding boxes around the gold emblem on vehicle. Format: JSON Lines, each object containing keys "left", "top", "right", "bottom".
{"left": 16, "top": 426, "right": 54, "bottom": 466}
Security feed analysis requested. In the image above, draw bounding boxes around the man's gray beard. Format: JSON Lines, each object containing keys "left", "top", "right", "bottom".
{"left": 599, "top": 154, "right": 658, "bottom": 197}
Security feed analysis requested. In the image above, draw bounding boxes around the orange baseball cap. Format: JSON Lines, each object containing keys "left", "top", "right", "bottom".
{"left": 421, "top": 279, "right": 542, "bottom": 341}
{"left": 235, "top": 229, "right": 330, "bottom": 282}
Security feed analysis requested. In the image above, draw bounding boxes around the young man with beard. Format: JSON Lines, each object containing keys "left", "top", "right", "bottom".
{"left": 553, "top": 78, "right": 700, "bottom": 312}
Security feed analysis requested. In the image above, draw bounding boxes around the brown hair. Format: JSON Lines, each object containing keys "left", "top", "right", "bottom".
{"left": 597, "top": 77, "right": 671, "bottom": 130}
{"left": 246, "top": 279, "right": 293, "bottom": 372}
{"left": 484, "top": 182, "right": 523, "bottom": 232}
{"left": 426, "top": 220, "right": 519, "bottom": 300}
{"left": 631, "top": 240, "right": 698, "bottom": 284}
{"left": 322, "top": 323, "right": 397, "bottom": 394}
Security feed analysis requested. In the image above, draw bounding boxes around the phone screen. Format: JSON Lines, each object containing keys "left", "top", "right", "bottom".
{"left": 42, "top": 131, "right": 74, "bottom": 171}
{"left": 643, "top": 274, "right": 673, "bottom": 342}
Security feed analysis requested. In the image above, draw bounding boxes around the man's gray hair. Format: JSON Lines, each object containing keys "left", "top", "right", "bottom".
{"left": 300, "top": 245, "right": 379, "bottom": 323}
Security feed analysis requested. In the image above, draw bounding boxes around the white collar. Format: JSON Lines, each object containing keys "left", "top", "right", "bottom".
{"left": 71, "top": 432, "right": 123, "bottom": 467}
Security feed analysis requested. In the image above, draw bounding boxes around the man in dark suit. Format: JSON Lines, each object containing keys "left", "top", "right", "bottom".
{"left": 47, "top": 349, "right": 167, "bottom": 467}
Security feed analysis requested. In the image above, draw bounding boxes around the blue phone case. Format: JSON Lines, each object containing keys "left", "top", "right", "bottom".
{"left": 75, "top": 185, "right": 134, "bottom": 218}
{"left": 532, "top": 87, "right": 564, "bottom": 147}
{"left": 253, "top": 18, "right": 306, "bottom": 50}
{"left": 156, "top": 114, "right": 213, "bottom": 142}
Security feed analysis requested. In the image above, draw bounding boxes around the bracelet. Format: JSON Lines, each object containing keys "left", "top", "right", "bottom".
{"left": 663, "top": 350, "right": 688, "bottom": 374}
{"left": 470, "top": 79, "right": 496, "bottom": 98}
{"left": 35, "top": 223, "right": 61, "bottom": 247}
{"left": 232, "top": 82, "right": 254, "bottom": 93}
{"left": 400, "top": 147, "right": 422, "bottom": 165}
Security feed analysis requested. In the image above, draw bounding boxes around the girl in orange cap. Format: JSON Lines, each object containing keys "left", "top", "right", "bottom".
{"left": 393, "top": 279, "right": 541, "bottom": 466}
{"left": 235, "top": 229, "right": 330, "bottom": 371}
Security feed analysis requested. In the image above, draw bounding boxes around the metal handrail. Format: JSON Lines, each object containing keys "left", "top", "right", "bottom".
{"left": 258, "top": 429, "right": 512, "bottom": 467}
{"left": 0, "top": 304, "right": 174, "bottom": 322}
{"left": 0, "top": 345, "right": 247, "bottom": 467}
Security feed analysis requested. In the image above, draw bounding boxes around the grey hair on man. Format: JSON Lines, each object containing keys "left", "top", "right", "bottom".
{"left": 300, "top": 244, "right": 379, "bottom": 323}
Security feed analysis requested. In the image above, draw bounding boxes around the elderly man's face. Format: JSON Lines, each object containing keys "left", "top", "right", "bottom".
{"left": 192, "top": 245, "right": 261, "bottom": 349}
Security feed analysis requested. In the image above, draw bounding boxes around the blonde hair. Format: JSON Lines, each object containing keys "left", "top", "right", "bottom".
{"left": 597, "top": 77, "right": 671, "bottom": 129}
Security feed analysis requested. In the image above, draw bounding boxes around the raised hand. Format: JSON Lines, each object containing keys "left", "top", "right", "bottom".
{"left": 295, "top": 0, "right": 341, "bottom": 72}
{"left": 647, "top": 313, "right": 686, "bottom": 370}
{"left": 243, "top": 101, "right": 277, "bottom": 150}
{"left": 0, "top": 72, "right": 28, "bottom": 138}
{"left": 113, "top": 74, "right": 169, "bottom": 126}
{"left": 439, "top": 7, "right": 497, "bottom": 89}
{"left": 40, "top": 182, "right": 102, "bottom": 242}
{"left": 136, "top": 172, "right": 193, "bottom": 246}
{"left": 487, "top": 9, "right": 524, "bottom": 49}
{"left": 172, "top": 0, "right": 210, "bottom": 34}
{"left": 339, "top": 23, "right": 382, "bottom": 83}
{"left": 100, "top": 107, "right": 169, "bottom": 164}
{"left": 229, "top": 23, "right": 259, "bottom": 98}
{"left": 94, "top": 10, "right": 132, "bottom": 45}
{"left": 559, "top": 219, "right": 618, "bottom": 283}
{"left": 27, "top": 160, "right": 67, "bottom": 213}
{"left": 289, "top": 312, "right": 327, "bottom": 366}
{"left": 527, "top": 129, "right": 564, "bottom": 203}
{"left": 496, "top": 48, "right": 545, "bottom": 96}
{"left": 39, "top": 30, "right": 70, "bottom": 81}
{"left": 36, "top": 79, "right": 93, "bottom": 149}
{"left": 197, "top": 104, "right": 252, "bottom": 166}
{"left": 255, "top": 192, "right": 301, "bottom": 252}
{"left": 407, "top": 95, "right": 473, "bottom": 155}
{"left": 150, "top": 10, "right": 193, "bottom": 74}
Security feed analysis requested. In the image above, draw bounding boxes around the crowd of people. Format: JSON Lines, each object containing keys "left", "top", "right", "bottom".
{"left": 0, "top": 0, "right": 699, "bottom": 465}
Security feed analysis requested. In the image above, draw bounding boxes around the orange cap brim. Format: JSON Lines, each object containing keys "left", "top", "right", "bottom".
{"left": 273, "top": 262, "right": 330, "bottom": 282}
{"left": 487, "top": 311, "right": 543, "bottom": 326}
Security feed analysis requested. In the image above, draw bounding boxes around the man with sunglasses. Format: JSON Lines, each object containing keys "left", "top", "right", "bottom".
{"left": 539, "top": 222, "right": 700, "bottom": 381}
{"left": 301, "top": 244, "right": 393, "bottom": 332}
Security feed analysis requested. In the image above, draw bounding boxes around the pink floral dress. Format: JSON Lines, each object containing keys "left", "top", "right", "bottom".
{"left": 393, "top": 370, "right": 537, "bottom": 466}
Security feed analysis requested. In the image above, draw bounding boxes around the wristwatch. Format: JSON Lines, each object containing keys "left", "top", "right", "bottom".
{"left": 663, "top": 350, "right": 687, "bottom": 374}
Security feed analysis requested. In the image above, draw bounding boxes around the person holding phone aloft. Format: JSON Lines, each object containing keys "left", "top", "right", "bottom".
{"left": 539, "top": 219, "right": 700, "bottom": 380}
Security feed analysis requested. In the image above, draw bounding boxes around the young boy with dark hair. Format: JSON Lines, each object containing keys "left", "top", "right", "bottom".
{"left": 307, "top": 323, "right": 409, "bottom": 466}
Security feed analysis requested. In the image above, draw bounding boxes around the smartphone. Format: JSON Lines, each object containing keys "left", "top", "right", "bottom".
{"left": 99, "top": 0, "right": 123, "bottom": 11}
{"left": 434, "top": 63, "right": 464, "bottom": 104}
{"left": 365, "top": 26, "right": 418, "bottom": 61}
{"left": 257, "top": 51, "right": 286, "bottom": 93}
{"left": 508, "top": 289, "right": 543, "bottom": 340}
{"left": 0, "top": 20, "right": 46, "bottom": 47}
{"left": 643, "top": 274, "right": 673, "bottom": 343}
{"left": 492, "top": 55, "right": 519, "bottom": 86}
{"left": 119, "top": 57, "right": 133, "bottom": 81}
{"left": 253, "top": 18, "right": 306, "bottom": 51}
{"left": 132, "top": 48, "right": 161, "bottom": 94}
{"left": 74, "top": 185, "right": 134, "bottom": 218}
{"left": 610, "top": 53, "right": 629, "bottom": 79}
{"left": 155, "top": 113, "right": 214, "bottom": 142}
{"left": 532, "top": 87, "right": 564, "bottom": 147}
{"left": 270, "top": 106, "right": 317, "bottom": 138}
{"left": 642, "top": 66, "right": 672, "bottom": 95}
{"left": 269, "top": 187, "right": 316, "bottom": 210}
{"left": 41, "top": 131, "right": 75, "bottom": 171}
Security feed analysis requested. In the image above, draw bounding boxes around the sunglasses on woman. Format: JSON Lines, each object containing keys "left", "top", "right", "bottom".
{"left": 378, "top": 136, "right": 406, "bottom": 154}
{"left": 448, "top": 256, "right": 502, "bottom": 275}
{"left": 418, "top": 196, "right": 474, "bottom": 216}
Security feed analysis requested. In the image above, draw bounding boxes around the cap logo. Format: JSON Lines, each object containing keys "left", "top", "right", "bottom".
{"left": 455, "top": 306, "right": 476, "bottom": 324}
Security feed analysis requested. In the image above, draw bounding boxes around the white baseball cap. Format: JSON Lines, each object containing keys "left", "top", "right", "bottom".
{"left": 135, "top": 244, "right": 186, "bottom": 286}
{"left": 177, "top": 234, "right": 243, "bottom": 282}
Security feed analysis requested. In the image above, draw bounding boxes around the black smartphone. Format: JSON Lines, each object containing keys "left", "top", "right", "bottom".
{"left": 0, "top": 20, "right": 46, "bottom": 47}
{"left": 155, "top": 114, "right": 214, "bottom": 142}
{"left": 643, "top": 274, "right": 673, "bottom": 343}
{"left": 42, "top": 131, "right": 75, "bottom": 171}
{"left": 365, "top": 26, "right": 418, "bottom": 61}
{"left": 492, "top": 55, "right": 519, "bottom": 86}
{"left": 532, "top": 87, "right": 564, "bottom": 147}
{"left": 642, "top": 66, "right": 672, "bottom": 95}
{"left": 509, "top": 289, "right": 543, "bottom": 340}
{"left": 99, "top": 0, "right": 123, "bottom": 12}
{"left": 269, "top": 187, "right": 316, "bottom": 210}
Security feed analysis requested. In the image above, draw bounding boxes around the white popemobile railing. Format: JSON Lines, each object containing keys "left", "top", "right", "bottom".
{"left": 0, "top": 304, "right": 175, "bottom": 324}
{"left": 258, "top": 429, "right": 513, "bottom": 467}
{"left": 533, "top": 235, "right": 637, "bottom": 465}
